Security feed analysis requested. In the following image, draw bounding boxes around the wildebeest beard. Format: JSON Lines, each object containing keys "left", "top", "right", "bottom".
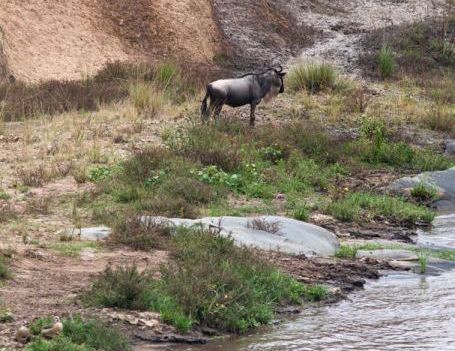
{"left": 263, "top": 85, "right": 280, "bottom": 103}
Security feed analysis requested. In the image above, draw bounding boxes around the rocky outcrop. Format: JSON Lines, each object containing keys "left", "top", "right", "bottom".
{"left": 389, "top": 167, "right": 455, "bottom": 211}
{"left": 141, "top": 216, "right": 340, "bottom": 257}
{"left": 445, "top": 140, "right": 455, "bottom": 155}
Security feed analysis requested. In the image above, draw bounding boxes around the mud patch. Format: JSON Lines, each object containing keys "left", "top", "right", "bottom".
{"left": 265, "top": 251, "right": 389, "bottom": 294}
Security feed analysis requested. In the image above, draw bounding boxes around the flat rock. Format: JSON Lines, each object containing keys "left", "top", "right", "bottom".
{"left": 141, "top": 216, "right": 339, "bottom": 257}
{"left": 388, "top": 260, "right": 415, "bottom": 270}
{"left": 60, "top": 226, "right": 111, "bottom": 241}
{"left": 388, "top": 167, "right": 455, "bottom": 211}
{"left": 417, "top": 214, "right": 455, "bottom": 250}
{"left": 356, "top": 249, "right": 418, "bottom": 261}
{"left": 445, "top": 140, "right": 455, "bottom": 155}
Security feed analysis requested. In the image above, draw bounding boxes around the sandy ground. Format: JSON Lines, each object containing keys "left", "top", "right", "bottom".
{"left": 287, "top": 0, "right": 447, "bottom": 74}
{"left": 0, "top": 0, "right": 222, "bottom": 82}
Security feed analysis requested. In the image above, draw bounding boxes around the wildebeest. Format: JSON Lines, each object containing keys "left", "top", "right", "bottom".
{"left": 201, "top": 66, "right": 286, "bottom": 126}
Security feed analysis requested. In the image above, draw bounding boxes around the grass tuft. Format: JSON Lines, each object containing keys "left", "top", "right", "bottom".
{"left": 411, "top": 182, "right": 439, "bottom": 202}
{"left": 287, "top": 62, "right": 337, "bottom": 93}
{"left": 378, "top": 44, "right": 396, "bottom": 79}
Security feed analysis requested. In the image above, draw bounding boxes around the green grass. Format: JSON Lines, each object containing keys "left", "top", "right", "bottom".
{"left": 411, "top": 182, "right": 439, "bottom": 202}
{"left": 87, "top": 119, "right": 452, "bottom": 234}
{"left": 0, "top": 190, "right": 10, "bottom": 200}
{"left": 287, "top": 62, "right": 337, "bottom": 93}
{"left": 85, "top": 227, "right": 327, "bottom": 333}
{"left": 335, "top": 242, "right": 407, "bottom": 259}
{"left": 50, "top": 242, "right": 100, "bottom": 257}
{"left": 26, "top": 317, "right": 130, "bottom": 351}
{"left": 0, "top": 255, "right": 10, "bottom": 280}
{"left": 29, "top": 316, "right": 55, "bottom": 335}
{"left": 353, "top": 118, "right": 453, "bottom": 171}
{"left": 378, "top": 44, "right": 396, "bottom": 79}
{"left": 418, "top": 250, "right": 428, "bottom": 274}
{"left": 325, "top": 192, "right": 435, "bottom": 224}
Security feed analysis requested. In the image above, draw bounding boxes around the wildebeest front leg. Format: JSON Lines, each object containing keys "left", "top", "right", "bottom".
{"left": 249, "top": 103, "right": 257, "bottom": 127}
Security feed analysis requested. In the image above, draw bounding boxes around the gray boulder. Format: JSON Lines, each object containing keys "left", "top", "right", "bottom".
{"left": 141, "top": 216, "right": 339, "bottom": 257}
{"left": 389, "top": 167, "right": 455, "bottom": 211}
{"left": 445, "top": 140, "right": 455, "bottom": 155}
{"left": 60, "top": 226, "right": 111, "bottom": 241}
{"left": 356, "top": 249, "right": 418, "bottom": 261}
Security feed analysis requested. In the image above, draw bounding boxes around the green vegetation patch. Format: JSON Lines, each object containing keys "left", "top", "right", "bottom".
{"left": 378, "top": 44, "right": 396, "bottom": 79}
{"left": 85, "top": 228, "right": 327, "bottom": 333}
{"left": 324, "top": 192, "right": 435, "bottom": 224}
{"left": 50, "top": 242, "right": 100, "bottom": 257}
{"left": 0, "top": 254, "right": 11, "bottom": 280}
{"left": 88, "top": 118, "right": 450, "bottom": 237}
{"left": 411, "top": 182, "right": 439, "bottom": 202}
{"left": 26, "top": 317, "right": 130, "bottom": 351}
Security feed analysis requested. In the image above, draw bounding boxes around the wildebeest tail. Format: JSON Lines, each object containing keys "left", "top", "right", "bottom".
{"left": 200, "top": 88, "right": 210, "bottom": 121}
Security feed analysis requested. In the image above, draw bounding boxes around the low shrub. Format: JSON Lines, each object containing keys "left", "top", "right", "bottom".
{"left": 83, "top": 265, "right": 152, "bottom": 310}
{"left": 169, "top": 124, "right": 242, "bottom": 172}
{"left": 110, "top": 216, "right": 171, "bottom": 250}
{"left": 287, "top": 62, "right": 337, "bottom": 93}
{"left": 17, "top": 165, "right": 55, "bottom": 187}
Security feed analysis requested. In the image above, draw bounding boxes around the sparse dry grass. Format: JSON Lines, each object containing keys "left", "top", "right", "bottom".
{"left": 247, "top": 217, "right": 281, "bottom": 234}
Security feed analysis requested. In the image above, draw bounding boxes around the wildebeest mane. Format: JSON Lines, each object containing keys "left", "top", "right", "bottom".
{"left": 238, "top": 67, "right": 282, "bottom": 78}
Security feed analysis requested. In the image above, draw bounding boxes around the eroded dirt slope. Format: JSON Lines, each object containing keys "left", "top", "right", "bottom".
{"left": 0, "top": 0, "right": 222, "bottom": 82}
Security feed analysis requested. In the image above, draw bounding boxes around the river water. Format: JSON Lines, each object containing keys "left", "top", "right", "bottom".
{"left": 177, "top": 214, "right": 455, "bottom": 351}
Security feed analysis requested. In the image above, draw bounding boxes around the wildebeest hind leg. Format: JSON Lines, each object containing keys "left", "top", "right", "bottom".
{"left": 249, "top": 103, "right": 257, "bottom": 127}
{"left": 213, "top": 99, "right": 226, "bottom": 123}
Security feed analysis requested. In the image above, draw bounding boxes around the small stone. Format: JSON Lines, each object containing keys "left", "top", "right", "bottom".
{"left": 15, "top": 326, "right": 31, "bottom": 344}
{"left": 275, "top": 193, "right": 286, "bottom": 201}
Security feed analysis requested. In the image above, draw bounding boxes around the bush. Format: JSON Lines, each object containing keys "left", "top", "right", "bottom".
{"left": 287, "top": 62, "right": 337, "bottom": 93}
{"left": 378, "top": 45, "right": 396, "bottom": 79}
{"left": 120, "top": 147, "right": 172, "bottom": 183}
{"left": 169, "top": 123, "right": 242, "bottom": 172}
{"left": 110, "top": 216, "right": 171, "bottom": 250}
{"left": 83, "top": 265, "right": 152, "bottom": 310}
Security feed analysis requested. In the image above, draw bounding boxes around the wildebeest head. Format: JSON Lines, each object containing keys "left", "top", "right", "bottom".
{"left": 261, "top": 66, "right": 286, "bottom": 102}
{"left": 274, "top": 65, "right": 286, "bottom": 93}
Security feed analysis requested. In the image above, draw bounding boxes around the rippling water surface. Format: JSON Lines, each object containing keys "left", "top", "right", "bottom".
{"left": 177, "top": 215, "right": 455, "bottom": 351}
